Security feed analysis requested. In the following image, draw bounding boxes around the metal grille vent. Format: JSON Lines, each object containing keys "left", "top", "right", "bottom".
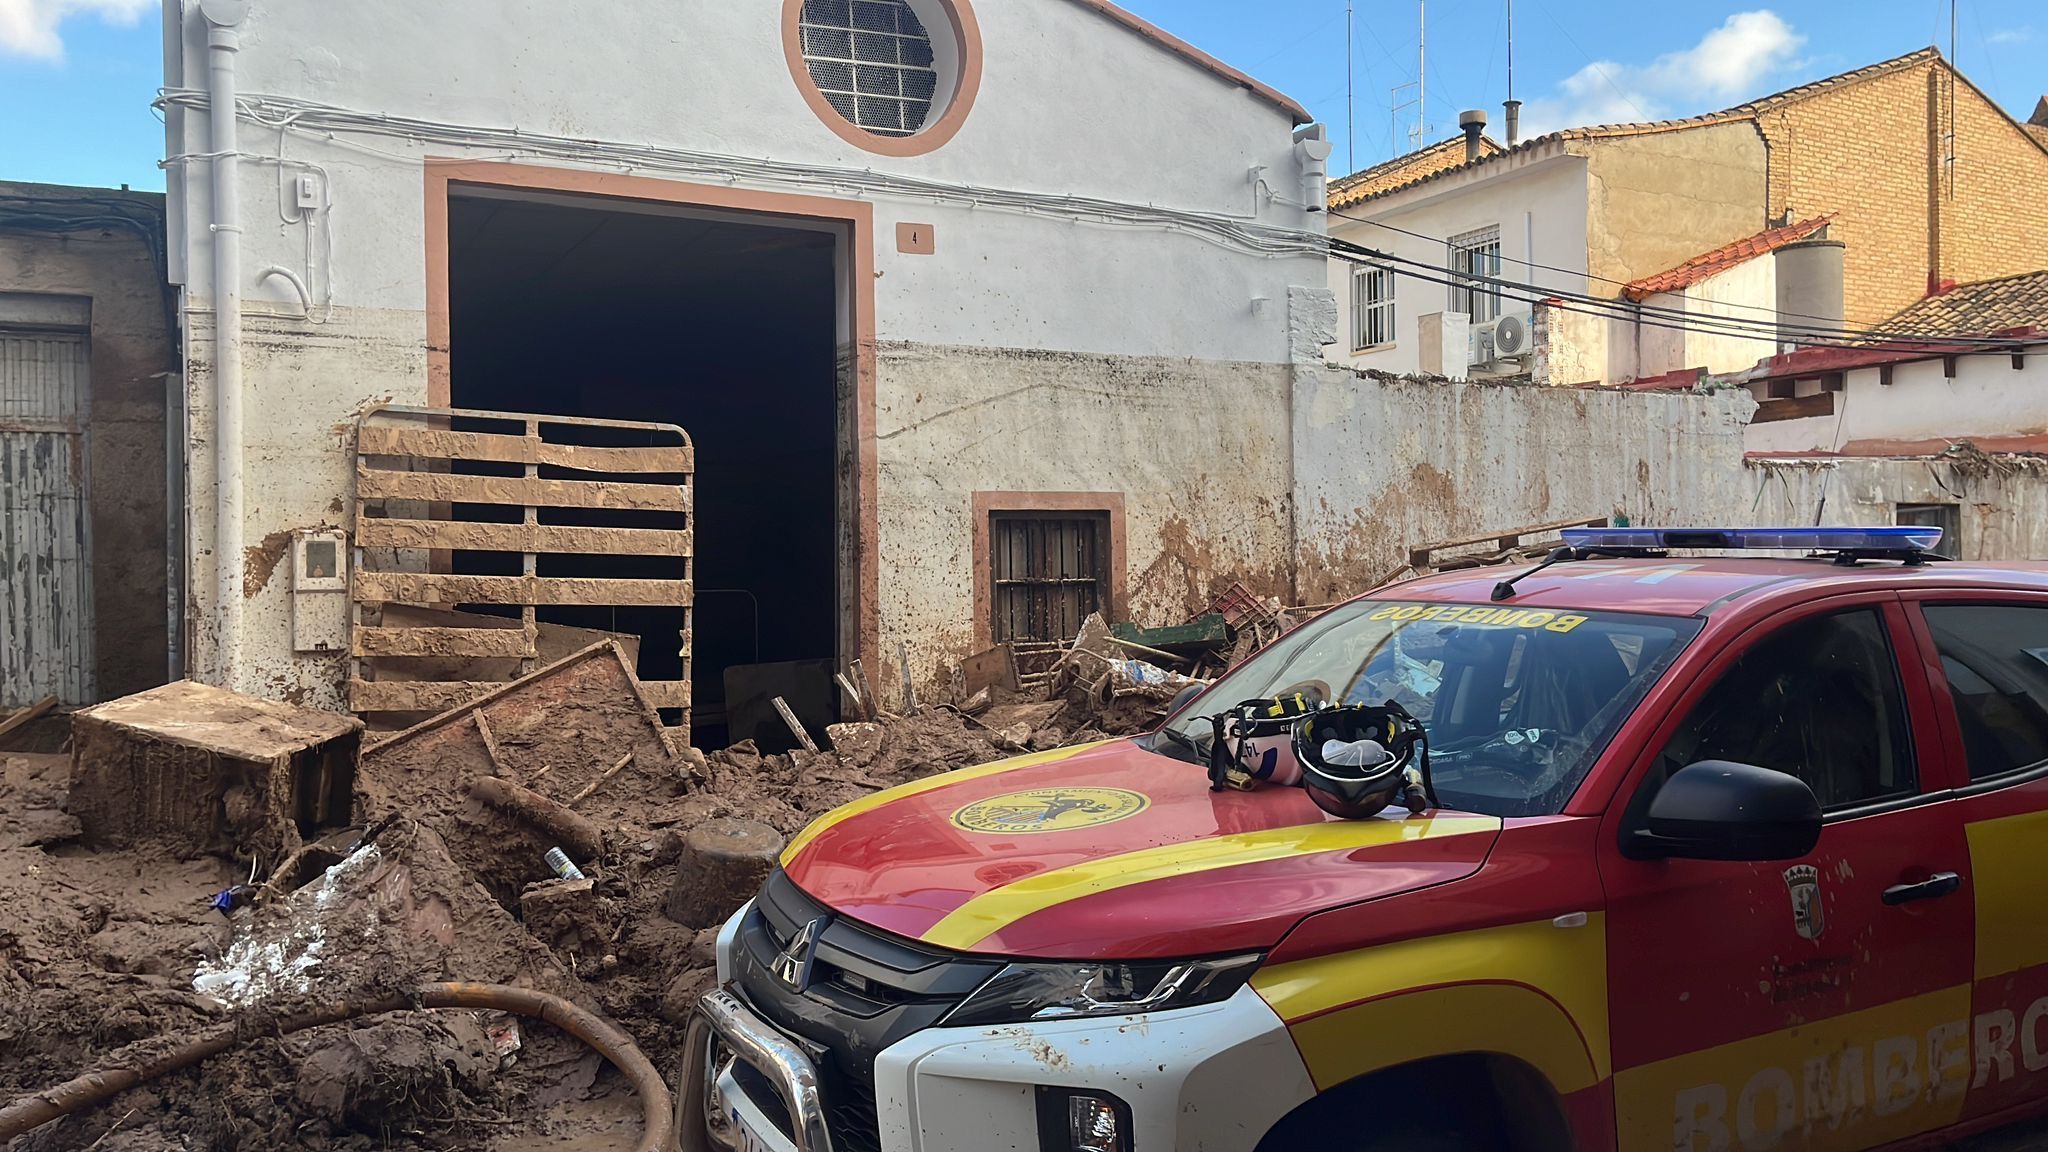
{"left": 799, "top": 0, "right": 939, "bottom": 137}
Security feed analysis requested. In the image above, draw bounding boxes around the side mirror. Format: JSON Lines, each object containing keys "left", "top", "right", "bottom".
{"left": 1626, "top": 760, "right": 1821, "bottom": 862}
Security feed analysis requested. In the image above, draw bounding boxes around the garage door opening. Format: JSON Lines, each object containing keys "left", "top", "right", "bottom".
{"left": 446, "top": 189, "right": 845, "bottom": 747}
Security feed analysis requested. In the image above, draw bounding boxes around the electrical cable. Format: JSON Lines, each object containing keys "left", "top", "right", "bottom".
{"left": 1331, "top": 236, "right": 2035, "bottom": 352}
{"left": 155, "top": 88, "right": 1330, "bottom": 263}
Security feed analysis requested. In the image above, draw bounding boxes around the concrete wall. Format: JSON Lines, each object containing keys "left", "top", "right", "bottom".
{"left": 1325, "top": 148, "right": 1589, "bottom": 378}
{"left": 0, "top": 183, "right": 174, "bottom": 702}
{"left": 1290, "top": 361, "right": 1761, "bottom": 603}
{"left": 161, "top": 0, "right": 1327, "bottom": 704}
{"left": 1637, "top": 257, "right": 1780, "bottom": 379}
{"left": 1746, "top": 452, "right": 2048, "bottom": 561}
{"left": 1745, "top": 340, "right": 2048, "bottom": 455}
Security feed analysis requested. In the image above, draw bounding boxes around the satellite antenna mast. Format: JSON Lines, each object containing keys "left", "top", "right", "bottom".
{"left": 1347, "top": 0, "right": 1356, "bottom": 173}
{"left": 1416, "top": 0, "right": 1427, "bottom": 150}
{"left": 1504, "top": 0, "right": 1521, "bottom": 145}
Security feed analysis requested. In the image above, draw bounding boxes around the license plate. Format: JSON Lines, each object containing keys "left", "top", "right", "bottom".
{"left": 730, "top": 1115, "right": 779, "bottom": 1152}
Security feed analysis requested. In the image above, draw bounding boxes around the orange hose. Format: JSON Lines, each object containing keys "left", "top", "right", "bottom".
{"left": 0, "top": 982, "right": 674, "bottom": 1152}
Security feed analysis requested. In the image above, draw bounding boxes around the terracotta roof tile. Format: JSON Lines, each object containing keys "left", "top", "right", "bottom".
{"left": 1878, "top": 270, "right": 2048, "bottom": 338}
{"left": 1622, "top": 216, "right": 1835, "bottom": 301}
{"left": 1329, "top": 136, "right": 1503, "bottom": 209}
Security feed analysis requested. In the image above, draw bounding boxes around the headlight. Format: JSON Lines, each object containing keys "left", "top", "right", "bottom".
{"left": 943, "top": 953, "right": 1262, "bottom": 1027}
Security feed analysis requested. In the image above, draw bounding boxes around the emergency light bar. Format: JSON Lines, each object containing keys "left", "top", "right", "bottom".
{"left": 1560, "top": 526, "right": 1945, "bottom": 554}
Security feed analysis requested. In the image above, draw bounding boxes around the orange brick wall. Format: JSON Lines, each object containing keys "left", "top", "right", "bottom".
{"left": 1759, "top": 58, "right": 2048, "bottom": 328}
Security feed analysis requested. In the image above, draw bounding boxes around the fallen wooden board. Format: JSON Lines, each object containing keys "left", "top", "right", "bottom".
{"left": 0, "top": 695, "right": 58, "bottom": 742}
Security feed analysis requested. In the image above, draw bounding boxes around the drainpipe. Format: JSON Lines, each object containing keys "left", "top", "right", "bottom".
{"left": 201, "top": 0, "right": 248, "bottom": 688}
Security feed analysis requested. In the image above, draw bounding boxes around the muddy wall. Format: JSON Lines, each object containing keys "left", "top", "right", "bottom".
{"left": 1747, "top": 453, "right": 2048, "bottom": 561}
{"left": 0, "top": 182, "right": 175, "bottom": 703}
{"left": 1289, "top": 359, "right": 1760, "bottom": 604}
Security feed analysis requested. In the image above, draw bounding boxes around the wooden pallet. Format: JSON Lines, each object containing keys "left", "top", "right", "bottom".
{"left": 351, "top": 404, "right": 694, "bottom": 727}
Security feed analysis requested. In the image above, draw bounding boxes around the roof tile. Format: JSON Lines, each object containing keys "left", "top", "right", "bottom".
{"left": 1878, "top": 270, "right": 2048, "bottom": 339}
{"left": 1622, "top": 216, "right": 1835, "bottom": 301}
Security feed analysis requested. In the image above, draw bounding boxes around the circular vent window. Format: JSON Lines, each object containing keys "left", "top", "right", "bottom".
{"left": 785, "top": 0, "right": 981, "bottom": 155}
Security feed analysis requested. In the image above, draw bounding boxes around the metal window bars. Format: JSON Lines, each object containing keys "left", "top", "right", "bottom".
{"left": 798, "top": 0, "right": 939, "bottom": 137}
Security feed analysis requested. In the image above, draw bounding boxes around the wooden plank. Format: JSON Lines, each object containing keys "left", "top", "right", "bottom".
{"left": 357, "top": 425, "right": 693, "bottom": 473}
{"left": 351, "top": 627, "right": 537, "bottom": 659}
{"left": 350, "top": 680, "right": 502, "bottom": 713}
{"left": 356, "top": 517, "right": 691, "bottom": 557}
{"left": 354, "top": 572, "right": 694, "bottom": 607}
{"left": 356, "top": 466, "right": 688, "bottom": 512}
{"left": 0, "top": 695, "right": 59, "bottom": 742}
{"left": 1752, "top": 392, "right": 1837, "bottom": 424}
{"left": 773, "top": 696, "right": 820, "bottom": 753}
{"left": 637, "top": 680, "right": 693, "bottom": 711}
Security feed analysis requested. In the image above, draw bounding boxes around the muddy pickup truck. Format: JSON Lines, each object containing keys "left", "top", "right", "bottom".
{"left": 674, "top": 527, "right": 2048, "bottom": 1152}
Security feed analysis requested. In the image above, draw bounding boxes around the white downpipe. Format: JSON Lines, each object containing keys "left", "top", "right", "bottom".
{"left": 202, "top": 0, "right": 248, "bottom": 688}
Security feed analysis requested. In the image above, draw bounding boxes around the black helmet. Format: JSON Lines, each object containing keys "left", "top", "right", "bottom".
{"left": 1293, "top": 705, "right": 1414, "bottom": 820}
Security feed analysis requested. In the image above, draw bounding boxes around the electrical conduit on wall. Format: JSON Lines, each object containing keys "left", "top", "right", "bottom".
{"left": 201, "top": 0, "right": 248, "bottom": 689}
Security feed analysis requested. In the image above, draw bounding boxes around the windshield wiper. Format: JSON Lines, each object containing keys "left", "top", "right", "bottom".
{"left": 1148, "top": 726, "right": 1206, "bottom": 765}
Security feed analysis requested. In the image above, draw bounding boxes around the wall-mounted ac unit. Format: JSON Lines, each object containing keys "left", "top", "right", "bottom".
{"left": 1468, "top": 310, "right": 1533, "bottom": 368}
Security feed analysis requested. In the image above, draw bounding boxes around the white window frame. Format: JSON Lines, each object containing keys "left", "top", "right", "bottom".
{"left": 1351, "top": 263, "right": 1397, "bottom": 351}
{"left": 1448, "top": 226, "right": 1503, "bottom": 324}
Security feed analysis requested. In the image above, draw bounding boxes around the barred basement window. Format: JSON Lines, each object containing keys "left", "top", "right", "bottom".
{"left": 990, "top": 513, "right": 1108, "bottom": 644}
{"left": 798, "top": 0, "right": 941, "bottom": 137}
{"left": 1352, "top": 263, "right": 1396, "bottom": 350}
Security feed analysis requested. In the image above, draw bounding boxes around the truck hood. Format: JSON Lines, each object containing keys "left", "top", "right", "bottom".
{"left": 779, "top": 740, "right": 1502, "bottom": 960}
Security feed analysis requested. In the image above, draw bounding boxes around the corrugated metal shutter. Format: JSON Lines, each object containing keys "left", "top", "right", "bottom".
{"left": 0, "top": 328, "right": 94, "bottom": 707}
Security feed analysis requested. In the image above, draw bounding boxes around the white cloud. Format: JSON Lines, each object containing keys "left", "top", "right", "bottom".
{"left": 0, "top": 0, "right": 153, "bottom": 61}
{"left": 1987, "top": 26, "right": 2033, "bottom": 45}
{"left": 1519, "top": 11, "right": 1806, "bottom": 138}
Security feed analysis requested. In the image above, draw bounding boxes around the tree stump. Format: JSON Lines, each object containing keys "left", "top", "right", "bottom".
{"left": 665, "top": 818, "right": 785, "bottom": 928}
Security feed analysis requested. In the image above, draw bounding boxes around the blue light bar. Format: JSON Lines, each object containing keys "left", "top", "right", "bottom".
{"left": 1560, "top": 526, "right": 1945, "bottom": 553}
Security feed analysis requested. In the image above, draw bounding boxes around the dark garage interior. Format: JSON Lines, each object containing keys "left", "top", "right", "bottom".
{"left": 446, "top": 191, "right": 842, "bottom": 747}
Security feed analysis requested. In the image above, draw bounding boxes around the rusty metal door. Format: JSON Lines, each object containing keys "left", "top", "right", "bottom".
{"left": 0, "top": 327, "right": 94, "bottom": 707}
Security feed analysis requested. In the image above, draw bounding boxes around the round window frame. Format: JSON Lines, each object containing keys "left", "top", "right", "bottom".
{"left": 782, "top": 0, "right": 983, "bottom": 157}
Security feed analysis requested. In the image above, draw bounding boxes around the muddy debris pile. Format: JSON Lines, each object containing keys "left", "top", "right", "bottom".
{"left": 0, "top": 640, "right": 1108, "bottom": 1151}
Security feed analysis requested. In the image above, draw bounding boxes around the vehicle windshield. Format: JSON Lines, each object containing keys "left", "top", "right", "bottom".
{"left": 1146, "top": 599, "right": 1702, "bottom": 817}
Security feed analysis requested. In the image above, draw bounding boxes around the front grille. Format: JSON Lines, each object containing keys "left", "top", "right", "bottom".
{"left": 731, "top": 870, "right": 1003, "bottom": 1152}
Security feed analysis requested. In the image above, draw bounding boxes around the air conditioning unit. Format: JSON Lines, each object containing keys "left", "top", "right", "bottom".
{"left": 1468, "top": 311, "right": 1533, "bottom": 368}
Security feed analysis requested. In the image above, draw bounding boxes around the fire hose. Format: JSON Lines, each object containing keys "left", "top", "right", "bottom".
{"left": 0, "top": 982, "right": 675, "bottom": 1152}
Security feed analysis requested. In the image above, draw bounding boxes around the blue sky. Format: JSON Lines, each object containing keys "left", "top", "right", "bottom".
{"left": 0, "top": 0, "right": 2040, "bottom": 190}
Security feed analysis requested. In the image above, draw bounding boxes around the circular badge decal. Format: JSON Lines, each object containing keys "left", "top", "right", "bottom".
{"left": 950, "top": 787, "right": 1150, "bottom": 835}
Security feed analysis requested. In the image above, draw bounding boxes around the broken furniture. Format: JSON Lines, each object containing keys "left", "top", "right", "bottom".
{"left": 66, "top": 680, "right": 363, "bottom": 860}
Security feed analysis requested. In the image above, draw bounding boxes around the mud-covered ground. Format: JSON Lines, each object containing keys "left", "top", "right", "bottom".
{"left": 0, "top": 695, "right": 1087, "bottom": 1151}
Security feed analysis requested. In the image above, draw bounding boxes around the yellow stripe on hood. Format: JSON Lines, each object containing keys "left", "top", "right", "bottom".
{"left": 919, "top": 813, "right": 1499, "bottom": 951}
{"left": 779, "top": 741, "right": 1111, "bottom": 866}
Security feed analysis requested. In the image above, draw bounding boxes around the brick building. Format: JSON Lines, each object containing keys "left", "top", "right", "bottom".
{"left": 1326, "top": 47, "right": 2048, "bottom": 379}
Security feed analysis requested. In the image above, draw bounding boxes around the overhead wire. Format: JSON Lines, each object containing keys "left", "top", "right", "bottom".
{"left": 1330, "top": 231, "right": 2035, "bottom": 352}
{"left": 1329, "top": 237, "right": 2035, "bottom": 355}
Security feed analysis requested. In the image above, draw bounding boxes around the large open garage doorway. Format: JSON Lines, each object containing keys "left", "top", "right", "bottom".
{"left": 444, "top": 186, "right": 846, "bottom": 748}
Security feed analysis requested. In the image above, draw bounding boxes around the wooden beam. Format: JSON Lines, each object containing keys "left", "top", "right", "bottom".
{"left": 356, "top": 518, "right": 692, "bottom": 557}
{"left": 773, "top": 696, "right": 820, "bottom": 753}
{"left": 355, "top": 466, "right": 689, "bottom": 512}
{"left": 0, "top": 695, "right": 58, "bottom": 742}
{"left": 1752, "top": 392, "right": 1837, "bottom": 423}
{"left": 350, "top": 680, "right": 501, "bottom": 713}
{"left": 357, "top": 425, "right": 693, "bottom": 473}
{"left": 354, "top": 571, "right": 694, "bottom": 607}
{"left": 352, "top": 626, "right": 537, "bottom": 659}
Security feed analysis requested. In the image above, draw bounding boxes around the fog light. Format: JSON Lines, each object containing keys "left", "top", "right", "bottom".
{"left": 1036, "top": 1087, "right": 1131, "bottom": 1152}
